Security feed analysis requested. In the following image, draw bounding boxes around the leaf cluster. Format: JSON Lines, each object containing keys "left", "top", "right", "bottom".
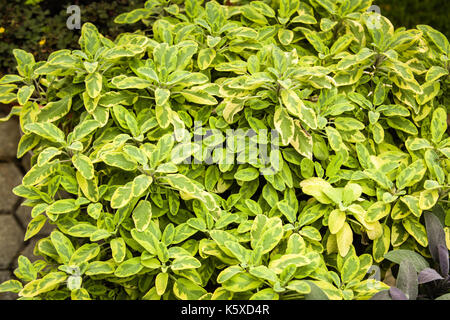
{"left": 0, "top": 0, "right": 449, "bottom": 300}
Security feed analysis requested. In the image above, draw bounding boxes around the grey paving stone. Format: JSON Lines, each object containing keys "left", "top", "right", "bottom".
{"left": 15, "top": 204, "right": 55, "bottom": 236}
{"left": 0, "top": 117, "right": 20, "bottom": 161}
{"left": 21, "top": 152, "right": 32, "bottom": 172}
{"left": 0, "top": 163, "right": 22, "bottom": 212}
{"left": 12, "top": 238, "right": 43, "bottom": 270}
{"left": 0, "top": 271, "right": 18, "bottom": 300}
{"left": 0, "top": 215, "right": 24, "bottom": 269}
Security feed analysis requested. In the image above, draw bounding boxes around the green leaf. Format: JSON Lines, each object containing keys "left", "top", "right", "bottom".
{"left": 72, "top": 154, "right": 94, "bottom": 180}
{"left": 431, "top": 107, "right": 447, "bottom": 144}
{"left": 171, "top": 255, "right": 202, "bottom": 271}
{"left": 103, "top": 152, "right": 138, "bottom": 171}
{"left": 114, "top": 257, "right": 143, "bottom": 278}
{"left": 336, "top": 48, "right": 374, "bottom": 70}
{"left": 367, "top": 202, "right": 391, "bottom": 222}
{"left": 69, "top": 243, "right": 100, "bottom": 265}
{"left": 286, "top": 280, "right": 311, "bottom": 294}
{"left": 373, "top": 225, "right": 391, "bottom": 263}
{"left": 24, "top": 215, "right": 47, "bottom": 241}
{"left": 300, "top": 177, "right": 333, "bottom": 204}
{"left": 132, "top": 200, "right": 152, "bottom": 232}
{"left": 155, "top": 88, "right": 170, "bottom": 106}
{"left": 111, "top": 184, "right": 133, "bottom": 209}
{"left": 155, "top": 103, "right": 172, "bottom": 129}
{"left": 25, "top": 122, "right": 65, "bottom": 144}
{"left": 132, "top": 174, "right": 153, "bottom": 197}
{"left": 278, "top": 29, "right": 294, "bottom": 45}
{"left": 418, "top": 24, "right": 450, "bottom": 54}
{"left": 418, "top": 189, "right": 439, "bottom": 210}
{"left": 85, "top": 261, "right": 115, "bottom": 276}
{"left": 15, "top": 256, "right": 37, "bottom": 282}
{"left": 405, "top": 137, "right": 433, "bottom": 151}
{"left": 386, "top": 117, "right": 418, "bottom": 135}
{"left": 328, "top": 209, "right": 346, "bottom": 234}
{"left": 36, "top": 96, "right": 72, "bottom": 123}
{"left": 402, "top": 216, "right": 428, "bottom": 247}
{"left": 46, "top": 199, "right": 79, "bottom": 215}
{"left": 336, "top": 222, "right": 353, "bottom": 257}
{"left": 341, "top": 252, "right": 360, "bottom": 283}
{"left": 269, "top": 254, "right": 310, "bottom": 273}
{"left": 37, "top": 147, "right": 62, "bottom": 166}
{"left": 23, "top": 161, "right": 60, "bottom": 186}
{"left": 291, "top": 120, "right": 313, "bottom": 159}
{"left": 197, "top": 48, "right": 216, "bottom": 70}
{"left": 155, "top": 272, "right": 169, "bottom": 296}
{"left": 0, "top": 280, "right": 23, "bottom": 294}
{"left": 234, "top": 167, "right": 259, "bottom": 182}
{"left": 110, "top": 238, "right": 127, "bottom": 263}
{"left": 85, "top": 72, "right": 103, "bottom": 98}
{"left": 251, "top": 215, "right": 284, "bottom": 255}
{"left": 67, "top": 223, "right": 98, "bottom": 238}
{"left": 72, "top": 119, "right": 101, "bottom": 141}
{"left": 50, "top": 231, "right": 75, "bottom": 264}
{"left": 396, "top": 160, "right": 427, "bottom": 190}
{"left": 173, "top": 278, "right": 207, "bottom": 300}
{"left": 80, "top": 23, "right": 101, "bottom": 57}
{"left": 274, "top": 107, "right": 295, "bottom": 145}
{"left": 17, "top": 85, "right": 34, "bottom": 105}
{"left": 181, "top": 90, "right": 217, "bottom": 105}
{"left": 20, "top": 272, "right": 67, "bottom": 298}
{"left": 334, "top": 117, "right": 365, "bottom": 131}
{"left": 314, "top": 0, "right": 335, "bottom": 14}
{"left": 222, "top": 272, "right": 263, "bottom": 292}
{"left": 250, "top": 288, "right": 279, "bottom": 300}
{"left": 281, "top": 89, "right": 317, "bottom": 129}
{"left": 76, "top": 171, "right": 99, "bottom": 202}
{"left": 130, "top": 229, "right": 158, "bottom": 255}
{"left": 111, "top": 75, "right": 152, "bottom": 89}
{"left": 277, "top": 200, "right": 297, "bottom": 224}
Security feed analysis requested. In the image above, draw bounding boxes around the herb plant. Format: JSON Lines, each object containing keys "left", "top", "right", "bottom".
{"left": 0, "top": 0, "right": 449, "bottom": 300}
{"left": 371, "top": 211, "right": 450, "bottom": 300}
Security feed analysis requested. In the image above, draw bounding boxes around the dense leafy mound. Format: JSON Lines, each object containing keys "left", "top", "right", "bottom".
{"left": 0, "top": 0, "right": 449, "bottom": 300}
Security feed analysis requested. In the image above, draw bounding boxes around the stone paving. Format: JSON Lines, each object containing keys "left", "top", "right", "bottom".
{"left": 0, "top": 113, "right": 52, "bottom": 300}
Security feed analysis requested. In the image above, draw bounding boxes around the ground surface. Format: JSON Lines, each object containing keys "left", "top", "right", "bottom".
{"left": 0, "top": 113, "right": 53, "bottom": 300}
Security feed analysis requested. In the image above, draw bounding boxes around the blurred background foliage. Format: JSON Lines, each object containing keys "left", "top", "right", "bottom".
{"left": 0, "top": 0, "right": 448, "bottom": 75}
{"left": 374, "top": 0, "right": 449, "bottom": 39}
{"left": 0, "top": 0, "right": 145, "bottom": 75}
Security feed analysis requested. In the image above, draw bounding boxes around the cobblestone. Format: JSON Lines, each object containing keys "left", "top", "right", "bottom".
{"left": 0, "top": 163, "right": 22, "bottom": 212}
{"left": 0, "top": 116, "right": 29, "bottom": 300}
{"left": 0, "top": 117, "right": 20, "bottom": 161}
{"left": 0, "top": 215, "right": 24, "bottom": 269}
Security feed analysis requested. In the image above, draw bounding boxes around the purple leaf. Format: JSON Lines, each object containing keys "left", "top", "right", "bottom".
{"left": 438, "top": 244, "right": 449, "bottom": 276}
{"left": 418, "top": 267, "right": 444, "bottom": 284}
{"left": 424, "top": 212, "right": 446, "bottom": 265}
{"left": 370, "top": 290, "right": 392, "bottom": 300}
{"left": 389, "top": 287, "right": 408, "bottom": 300}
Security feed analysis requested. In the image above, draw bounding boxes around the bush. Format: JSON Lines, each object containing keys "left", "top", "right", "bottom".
{"left": 0, "top": 0, "right": 449, "bottom": 300}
